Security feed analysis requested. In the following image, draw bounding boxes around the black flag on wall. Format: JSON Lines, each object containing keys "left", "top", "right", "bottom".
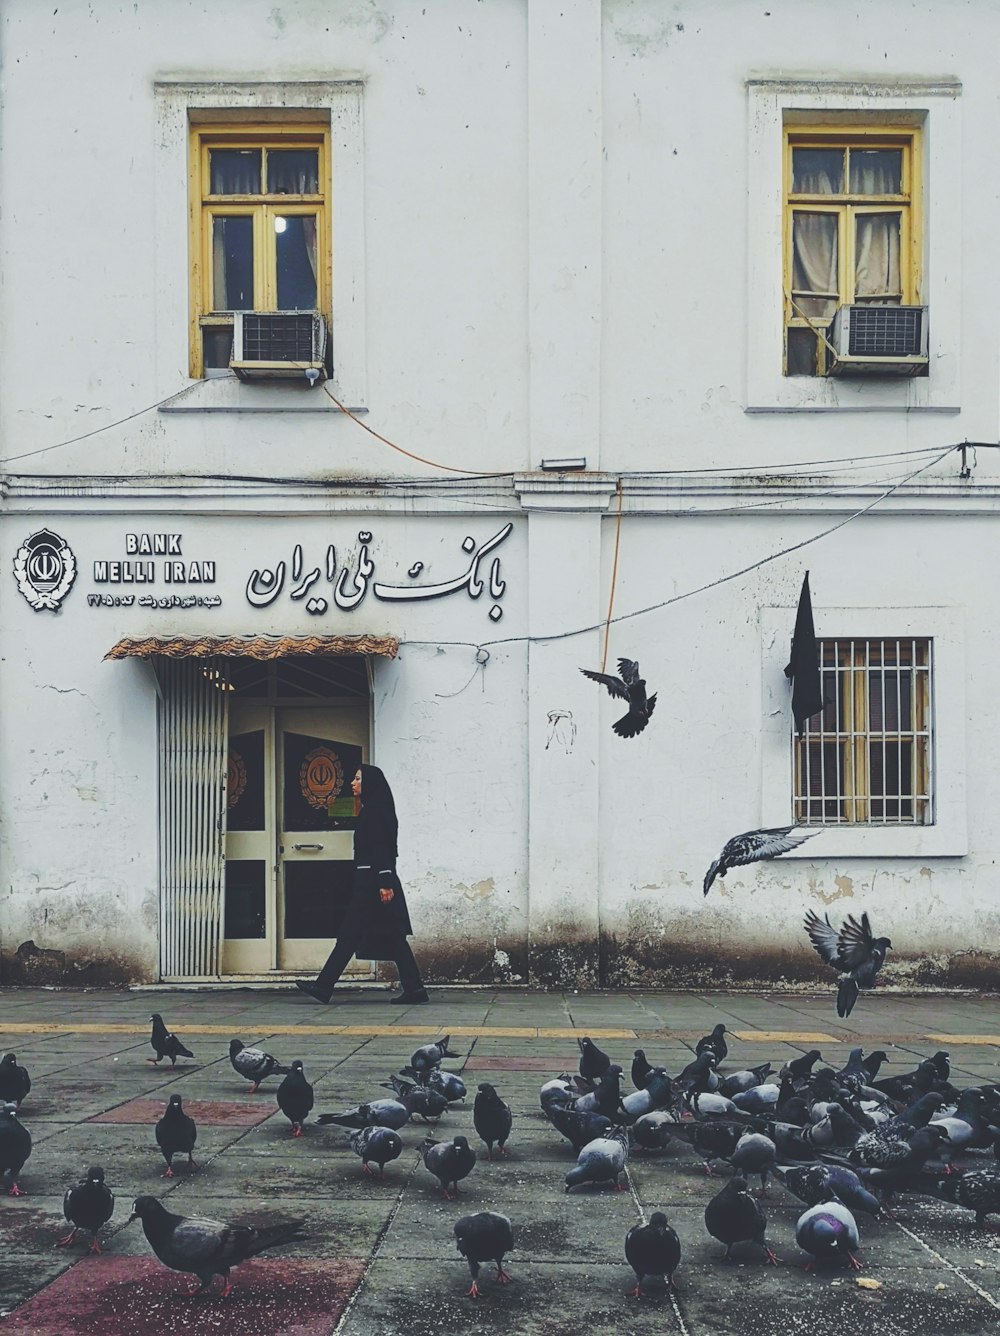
{"left": 784, "top": 571, "right": 824, "bottom": 737}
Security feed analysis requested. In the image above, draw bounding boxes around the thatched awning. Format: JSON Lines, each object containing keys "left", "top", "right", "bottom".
{"left": 104, "top": 634, "right": 399, "bottom": 661}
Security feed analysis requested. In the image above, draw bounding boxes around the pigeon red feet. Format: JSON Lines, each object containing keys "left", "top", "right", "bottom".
{"left": 495, "top": 1266, "right": 511, "bottom": 1285}
{"left": 250, "top": 1083, "right": 260, "bottom": 1094}
{"left": 762, "top": 1245, "right": 780, "bottom": 1266}
{"left": 55, "top": 1229, "right": 78, "bottom": 1247}
{"left": 219, "top": 1278, "right": 233, "bottom": 1298}
{"left": 89, "top": 1238, "right": 103, "bottom": 1255}
{"left": 187, "top": 1158, "right": 198, "bottom": 1174}
{"left": 147, "top": 1058, "right": 161, "bottom": 1065}
{"left": 847, "top": 1253, "right": 863, "bottom": 1271}
{"left": 467, "top": 1282, "right": 480, "bottom": 1299}
{"left": 162, "top": 1167, "right": 175, "bottom": 1178}
{"left": 631, "top": 1283, "right": 643, "bottom": 1299}
{"left": 292, "top": 1125, "right": 303, "bottom": 1138}
{"left": 8, "top": 1184, "right": 25, "bottom": 1197}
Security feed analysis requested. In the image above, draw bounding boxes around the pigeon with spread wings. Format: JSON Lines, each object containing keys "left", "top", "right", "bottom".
{"left": 703, "top": 826, "right": 819, "bottom": 896}
{"left": 804, "top": 909, "right": 893, "bottom": 1018}
{"left": 581, "top": 659, "right": 657, "bottom": 738}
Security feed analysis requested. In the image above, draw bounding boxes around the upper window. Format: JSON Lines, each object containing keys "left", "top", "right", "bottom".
{"left": 189, "top": 125, "right": 330, "bottom": 377}
{"left": 793, "top": 638, "right": 933, "bottom": 826}
{"left": 783, "top": 129, "right": 921, "bottom": 376}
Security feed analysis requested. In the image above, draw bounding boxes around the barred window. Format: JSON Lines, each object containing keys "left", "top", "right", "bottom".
{"left": 793, "top": 639, "right": 932, "bottom": 825}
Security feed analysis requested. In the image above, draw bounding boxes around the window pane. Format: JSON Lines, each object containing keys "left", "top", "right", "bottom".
{"left": 227, "top": 730, "right": 266, "bottom": 831}
{"left": 275, "top": 215, "right": 318, "bottom": 310}
{"left": 210, "top": 149, "right": 261, "bottom": 194}
{"left": 792, "top": 148, "right": 844, "bottom": 194}
{"left": 224, "top": 860, "right": 266, "bottom": 939}
{"left": 212, "top": 216, "right": 254, "bottom": 310}
{"left": 786, "top": 327, "right": 817, "bottom": 376}
{"left": 268, "top": 149, "right": 319, "bottom": 194}
{"left": 850, "top": 149, "right": 902, "bottom": 195}
{"left": 202, "top": 325, "right": 234, "bottom": 369}
{"left": 792, "top": 212, "right": 839, "bottom": 319}
{"left": 855, "top": 213, "right": 901, "bottom": 300}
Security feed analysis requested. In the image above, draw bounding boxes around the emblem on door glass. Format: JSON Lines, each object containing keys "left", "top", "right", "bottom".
{"left": 13, "top": 529, "right": 78, "bottom": 611}
{"left": 299, "top": 747, "right": 344, "bottom": 812}
{"left": 227, "top": 749, "right": 248, "bottom": 810}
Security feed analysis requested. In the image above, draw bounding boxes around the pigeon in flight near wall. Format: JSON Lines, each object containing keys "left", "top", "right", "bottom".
{"left": 804, "top": 910, "right": 893, "bottom": 1018}
{"left": 703, "top": 827, "right": 819, "bottom": 896}
{"left": 581, "top": 658, "right": 657, "bottom": 738}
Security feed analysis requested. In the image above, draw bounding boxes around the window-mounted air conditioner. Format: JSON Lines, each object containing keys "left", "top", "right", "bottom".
{"left": 231, "top": 312, "right": 327, "bottom": 384}
{"left": 827, "top": 305, "right": 928, "bottom": 377}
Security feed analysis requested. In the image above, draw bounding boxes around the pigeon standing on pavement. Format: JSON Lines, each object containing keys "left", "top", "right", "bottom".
{"left": 0, "top": 1054, "right": 31, "bottom": 1109}
{"left": 58, "top": 1165, "right": 114, "bottom": 1252}
{"left": 129, "top": 1196, "right": 305, "bottom": 1297}
{"left": 625, "top": 1212, "right": 682, "bottom": 1297}
{"left": 276, "top": 1060, "right": 314, "bottom": 1137}
{"left": 349, "top": 1125, "right": 403, "bottom": 1178}
{"left": 804, "top": 910, "right": 893, "bottom": 1018}
{"left": 795, "top": 1200, "right": 862, "bottom": 1271}
{"left": 565, "top": 1126, "right": 629, "bottom": 1192}
{"left": 155, "top": 1094, "right": 197, "bottom": 1178}
{"left": 704, "top": 1173, "right": 779, "bottom": 1264}
{"left": 403, "top": 1036, "right": 459, "bottom": 1079}
{"left": 631, "top": 1050, "right": 654, "bottom": 1091}
{"left": 696, "top": 1025, "right": 729, "bottom": 1065}
{"left": 0, "top": 1102, "right": 31, "bottom": 1196}
{"left": 546, "top": 1104, "right": 614, "bottom": 1153}
{"left": 229, "top": 1040, "right": 290, "bottom": 1093}
{"left": 632, "top": 1111, "right": 675, "bottom": 1153}
{"left": 728, "top": 1131, "right": 778, "bottom": 1195}
{"left": 317, "top": 1098, "right": 410, "bottom": 1131}
{"left": 455, "top": 1211, "right": 514, "bottom": 1298}
{"left": 580, "top": 658, "right": 657, "bottom": 738}
{"left": 474, "top": 1083, "right": 513, "bottom": 1159}
{"left": 148, "top": 1014, "right": 194, "bottom": 1066}
{"left": 423, "top": 1136, "right": 477, "bottom": 1198}
{"left": 382, "top": 1075, "right": 449, "bottom": 1122}
{"left": 703, "top": 827, "right": 819, "bottom": 896}
{"left": 423, "top": 1069, "right": 468, "bottom": 1104}
{"left": 578, "top": 1036, "right": 613, "bottom": 1083}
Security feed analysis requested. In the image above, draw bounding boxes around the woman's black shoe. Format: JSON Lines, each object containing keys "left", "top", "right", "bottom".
{"left": 390, "top": 989, "right": 429, "bottom": 1005}
{"left": 295, "top": 981, "right": 331, "bottom": 1003}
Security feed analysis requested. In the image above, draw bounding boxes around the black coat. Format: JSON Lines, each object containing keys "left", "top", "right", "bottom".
{"left": 351, "top": 765, "right": 413, "bottom": 950}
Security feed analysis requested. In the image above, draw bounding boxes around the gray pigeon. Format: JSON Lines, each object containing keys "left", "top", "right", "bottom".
{"left": 632, "top": 1111, "right": 675, "bottom": 1153}
{"left": 148, "top": 1013, "right": 194, "bottom": 1066}
{"left": 565, "top": 1126, "right": 629, "bottom": 1192}
{"left": 423, "top": 1135, "right": 477, "bottom": 1198}
{"left": 728, "top": 1131, "right": 778, "bottom": 1195}
{"left": 546, "top": 1104, "right": 614, "bottom": 1152}
{"left": 795, "top": 1200, "right": 862, "bottom": 1271}
{"left": 403, "top": 1036, "right": 459, "bottom": 1078}
{"left": 382, "top": 1075, "right": 449, "bottom": 1122}
{"left": 349, "top": 1125, "right": 403, "bottom": 1178}
{"left": 317, "top": 1098, "right": 410, "bottom": 1131}
{"left": 130, "top": 1196, "right": 305, "bottom": 1297}
{"left": 229, "top": 1039, "right": 289, "bottom": 1092}
{"left": 454, "top": 1211, "right": 514, "bottom": 1298}
{"left": 704, "top": 827, "right": 819, "bottom": 896}
{"left": 0, "top": 1102, "right": 31, "bottom": 1196}
{"left": 58, "top": 1165, "right": 114, "bottom": 1253}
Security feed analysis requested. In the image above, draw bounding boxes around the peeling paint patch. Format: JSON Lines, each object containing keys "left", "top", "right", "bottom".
{"left": 456, "top": 877, "right": 495, "bottom": 901}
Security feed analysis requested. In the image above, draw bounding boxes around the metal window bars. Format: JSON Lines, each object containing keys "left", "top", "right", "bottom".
{"left": 792, "top": 638, "right": 933, "bottom": 825}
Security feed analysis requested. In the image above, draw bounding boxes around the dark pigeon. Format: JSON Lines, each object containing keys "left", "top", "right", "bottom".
{"left": 130, "top": 1196, "right": 305, "bottom": 1297}
{"left": 382, "top": 1075, "right": 449, "bottom": 1122}
{"left": 776, "top": 1163, "right": 881, "bottom": 1220}
{"left": 474, "top": 1083, "right": 513, "bottom": 1159}
{"left": 796, "top": 1200, "right": 862, "bottom": 1271}
{"left": 565, "top": 1126, "right": 629, "bottom": 1192}
{"left": 422, "top": 1069, "right": 467, "bottom": 1104}
{"left": 58, "top": 1165, "right": 114, "bottom": 1252}
{"left": 455, "top": 1211, "right": 514, "bottom": 1299}
{"left": 850, "top": 1122, "right": 949, "bottom": 1172}
{"left": 674, "top": 1119, "right": 743, "bottom": 1176}
{"left": 720, "top": 1063, "right": 773, "bottom": 1098}
{"left": 349, "top": 1125, "right": 403, "bottom": 1178}
{"left": 704, "top": 826, "right": 818, "bottom": 895}
{"left": 229, "top": 1040, "right": 289, "bottom": 1093}
{"left": 578, "top": 1036, "right": 612, "bottom": 1082}
{"left": 704, "top": 1173, "right": 779, "bottom": 1264}
{"left": 423, "top": 1136, "right": 477, "bottom": 1198}
{"left": 276, "top": 1060, "right": 314, "bottom": 1137}
{"left": 403, "top": 1036, "right": 458, "bottom": 1078}
{"left": 0, "top": 1103, "right": 31, "bottom": 1196}
{"left": 546, "top": 1104, "right": 613, "bottom": 1153}
{"left": 622, "top": 1068, "right": 674, "bottom": 1120}
{"left": 728, "top": 1131, "right": 778, "bottom": 1195}
{"left": 148, "top": 1013, "right": 194, "bottom": 1066}
{"left": 632, "top": 1111, "right": 675, "bottom": 1153}
{"left": 780, "top": 1050, "right": 823, "bottom": 1087}
{"left": 580, "top": 657, "right": 657, "bottom": 738}
{"left": 625, "top": 1212, "right": 681, "bottom": 1297}
{"left": 804, "top": 909, "right": 893, "bottom": 1018}
{"left": 318, "top": 1098, "right": 410, "bottom": 1131}
{"left": 155, "top": 1094, "right": 197, "bottom": 1178}
{"left": 0, "top": 1053, "right": 31, "bottom": 1109}
{"left": 574, "top": 1065, "right": 627, "bottom": 1121}
{"left": 875, "top": 1060, "right": 939, "bottom": 1104}
{"left": 631, "top": 1050, "right": 653, "bottom": 1091}
{"left": 676, "top": 1051, "right": 720, "bottom": 1096}
{"left": 696, "top": 1024, "right": 729, "bottom": 1065}
{"left": 947, "top": 1167, "right": 1000, "bottom": 1228}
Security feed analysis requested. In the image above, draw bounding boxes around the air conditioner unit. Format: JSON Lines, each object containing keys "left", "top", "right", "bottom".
{"left": 231, "top": 312, "right": 327, "bottom": 383}
{"left": 827, "top": 305, "right": 928, "bottom": 377}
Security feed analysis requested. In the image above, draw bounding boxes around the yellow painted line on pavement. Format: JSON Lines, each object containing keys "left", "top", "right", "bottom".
{"left": 0, "top": 1021, "right": 638, "bottom": 1041}
{"left": 925, "top": 1033, "right": 1000, "bottom": 1045}
{"left": 730, "top": 1030, "right": 837, "bottom": 1043}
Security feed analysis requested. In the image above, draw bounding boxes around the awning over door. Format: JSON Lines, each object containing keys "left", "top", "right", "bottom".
{"left": 104, "top": 633, "right": 399, "bottom": 661}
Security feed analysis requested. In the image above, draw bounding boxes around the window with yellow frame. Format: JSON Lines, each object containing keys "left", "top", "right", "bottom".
{"left": 189, "top": 124, "right": 330, "bottom": 378}
{"left": 783, "top": 129, "right": 921, "bottom": 376}
{"left": 793, "top": 639, "right": 933, "bottom": 826}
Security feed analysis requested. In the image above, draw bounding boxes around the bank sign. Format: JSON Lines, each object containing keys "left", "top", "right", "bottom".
{"left": 13, "top": 524, "right": 513, "bottom": 623}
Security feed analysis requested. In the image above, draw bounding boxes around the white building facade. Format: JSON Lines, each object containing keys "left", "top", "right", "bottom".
{"left": 1, "top": 0, "right": 997, "bottom": 990}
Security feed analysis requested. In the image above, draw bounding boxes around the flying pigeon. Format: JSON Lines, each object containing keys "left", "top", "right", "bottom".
{"left": 704, "top": 1173, "right": 779, "bottom": 1264}
{"left": 578, "top": 1037, "right": 612, "bottom": 1082}
{"left": 625, "top": 1212, "right": 682, "bottom": 1297}
{"left": 155, "top": 1094, "right": 197, "bottom": 1178}
{"left": 0, "top": 1053, "right": 31, "bottom": 1109}
{"left": 317, "top": 1099, "right": 410, "bottom": 1131}
{"left": 0, "top": 1102, "right": 31, "bottom": 1196}
{"left": 229, "top": 1040, "right": 290, "bottom": 1093}
{"left": 795, "top": 1200, "right": 862, "bottom": 1271}
{"left": 422, "top": 1136, "right": 477, "bottom": 1199}
{"left": 276, "top": 1061, "right": 314, "bottom": 1137}
{"left": 58, "top": 1165, "right": 114, "bottom": 1253}
{"left": 580, "top": 658, "right": 657, "bottom": 738}
{"left": 403, "top": 1036, "right": 459, "bottom": 1078}
{"left": 454, "top": 1211, "right": 514, "bottom": 1299}
{"left": 148, "top": 1013, "right": 194, "bottom": 1066}
{"left": 129, "top": 1196, "right": 305, "bottom": 1297}
{"left": 565, "top": 1126, "right": 629, "bottom": 1192}
{"left": 704, "top": 827, "right": 819, "bottom": 895}
{"left": 473, "top": 1083, "right": 513, "bottom": 1160}
{"left": 349, "top": 1125, "right": 403, "bottom": 1178}
{"left": 804, "top": 910, "right": 893, "bottom": 1017}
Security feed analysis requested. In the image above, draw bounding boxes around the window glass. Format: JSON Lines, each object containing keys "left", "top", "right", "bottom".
{"left": 792, "top": 148, "right": 844, "bottom": 194}
{"left": 855, "top": 213, "right": 902, "bottom": 301}
{"left": 268, "top": 149, "right": 319, "bottom": 194}
{"left": 791, "top": 212, "right": 839, "bottom": 319}
{"left": 210, "top": 149, "right": 261, "bottom": 195}
{"left": 786, "top": 327, "right": 818, "bottom": 376}
{"left": 275, "top": 216, "right": 318, "bottom": 309}
{"left": 212, "top": 216, "right": 254, "bottom": 310}
{"left": 202, "top": 325, "right": 234, "bottom": 369}
{"left": 850, "top": 149, "right": 902, "bottom": 195}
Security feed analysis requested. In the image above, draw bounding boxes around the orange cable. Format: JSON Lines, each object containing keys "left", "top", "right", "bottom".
{"left": 600, "top": 479, "right": 624, "bottom": 673}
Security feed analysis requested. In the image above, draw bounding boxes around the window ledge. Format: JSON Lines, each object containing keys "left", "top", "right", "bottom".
{"left": 771, "top": 826, "right": 967, "bottom": 858}
{"left": 159, "top": 375, "right": 367, "bottom": 415}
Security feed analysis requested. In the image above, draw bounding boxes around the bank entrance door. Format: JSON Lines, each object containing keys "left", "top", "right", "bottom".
{"left": 222, "top": 699, "right": 370, "bottom": 975}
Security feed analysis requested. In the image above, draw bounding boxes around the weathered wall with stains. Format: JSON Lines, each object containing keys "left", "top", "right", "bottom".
{"left": 3, "top": 0, "right": 1000, "bottom": 987}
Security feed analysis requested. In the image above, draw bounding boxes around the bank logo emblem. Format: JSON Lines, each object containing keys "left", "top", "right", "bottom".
{"left": 299, "top": 747, "right": 344, "bottom": 813}
{"left": 13, "top": 529, "right": 78, "bottom": 612}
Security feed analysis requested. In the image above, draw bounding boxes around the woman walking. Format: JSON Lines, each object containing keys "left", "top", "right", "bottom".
{"left": 295, "top": 764, "right": 428, "bottom": 1005}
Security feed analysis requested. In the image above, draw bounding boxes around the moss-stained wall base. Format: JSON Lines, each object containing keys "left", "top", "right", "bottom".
{"left": 1, "top": 941, "right": 148, "bottom": 988}
{"left": 528, "top": 932, "right": 600, "bottom": 990}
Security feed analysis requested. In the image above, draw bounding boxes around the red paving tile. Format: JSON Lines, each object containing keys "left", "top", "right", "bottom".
{"left": 465, "top": 1056, "right": 578, "bottom": 1071}
{"left": 88, "top": 1099, "right": 275, "bottom": 1127}
{"left": 2, "top": 1256, "right": 366, "bottom": 1335}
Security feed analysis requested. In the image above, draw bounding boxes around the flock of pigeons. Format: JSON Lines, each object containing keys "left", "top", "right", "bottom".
{"left": 4, "top": 1011, "right": 1000, "bottom": 1303}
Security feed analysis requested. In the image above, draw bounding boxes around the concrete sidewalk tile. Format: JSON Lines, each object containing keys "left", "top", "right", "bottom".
{"left": 89, "top": 1098, "right": 276, "bottom": 1127}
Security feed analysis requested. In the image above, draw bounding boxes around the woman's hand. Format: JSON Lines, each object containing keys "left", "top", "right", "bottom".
{"left": 379, "top": 887, "right": 395, "bottom": 904}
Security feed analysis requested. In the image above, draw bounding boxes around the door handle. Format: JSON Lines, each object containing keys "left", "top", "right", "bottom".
{"left": 292, "top": 843, "right": 324, "bottom": 852}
